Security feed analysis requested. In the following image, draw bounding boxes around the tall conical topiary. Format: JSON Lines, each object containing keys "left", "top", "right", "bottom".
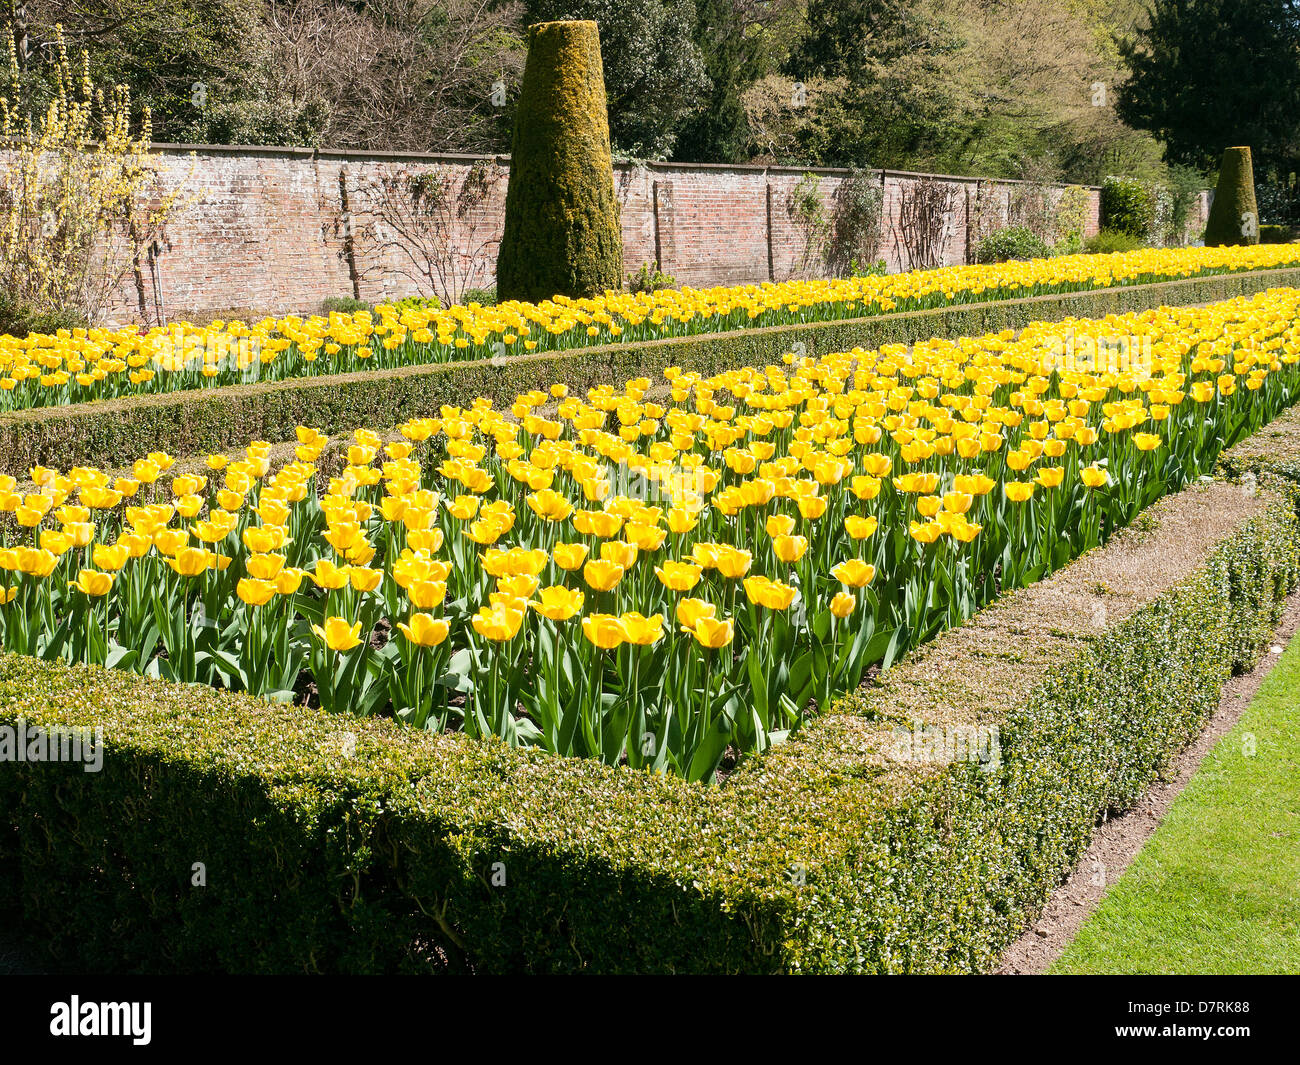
{"left": 497, "top": 20, "right": 623, "bottom": 303}
{"left": 1204, "top": 146, "right": 1260, "bottom": 246}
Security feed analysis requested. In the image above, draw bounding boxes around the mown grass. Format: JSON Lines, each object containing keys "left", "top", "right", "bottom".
{"left": 1052, "top": 627, "right": 1300, "bottom": 974}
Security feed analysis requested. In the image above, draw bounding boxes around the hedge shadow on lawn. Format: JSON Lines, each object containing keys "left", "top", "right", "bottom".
{"left": 4, "top": 265, "right": 1300, "bottom": 477}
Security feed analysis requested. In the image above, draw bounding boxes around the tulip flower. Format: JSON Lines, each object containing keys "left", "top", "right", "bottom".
{"left": 831, "top": 560, "right": 877, "bottom": 588}
{"left": 69, "top": 570, "right": 114, "bottom": 597}
{"left": 313, "top": 617, "right": 364, "bottom": 653}
{"left": 397, "top": 613, "right": 450, "bottom": 647}
{"left": 530, "top": 586, "right": 584, "bottom": 621}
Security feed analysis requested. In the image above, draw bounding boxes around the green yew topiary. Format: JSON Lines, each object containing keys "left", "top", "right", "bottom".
{"left": 496, "top": 20, "right": 623, "bottom": 303}
{"left": 1205, "top": 146, "right": 1260, "bottom": 246}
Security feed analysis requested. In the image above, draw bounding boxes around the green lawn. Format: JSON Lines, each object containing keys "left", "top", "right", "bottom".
{"left": 1052, "top": 627, "right": 1300, "bottom": 974}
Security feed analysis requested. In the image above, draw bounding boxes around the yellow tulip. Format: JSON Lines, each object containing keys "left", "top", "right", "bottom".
{"left": 599, "top": 540, "right": 638, "bottom": 569}
{"left": 313, "top": 617, "right": 364, "bottom": 652}
{"left": 743, "top": 575, "right": 797, "bottom": 610}
{"left": 830, "top": 591, "right": 856, "bottom": 618}
{"left": 530, "top": 585, "right": 585, "bottom": 621}
{"left": 583, "top": 559, "right": 625, "bottom": 591}
{"left": 497, "top": 573, "right": 539, "bottom": 599}
{"left": 676, "top": 597, "right": 717, "bottom": 629}
{"left": 69, "top": 569, "right": 114, "bottom": 597}
{"left": 581, "top": 613, "right": 627, "bottom": 649}
{"left": 831, "top": 559, "right": 877, "bottom": 587}
{"left": 472, "top": 603, "right": 525, "bottom": 641}
{"left": 552, "top": 542, "right": 589, "bottom": 571}
{"left": 309, "top": 558, "right": 351, "bottom": 591}
{"left": 714, "top": 547, "right": 752, "bottom": 579}
{"left": 397, "top": 613, "right": 451, "bottom": 647}
{"left": 275, "top": 567, "right": 306, "bottom": 595}
{"left": 773, "top": 533, "right": 810, "bottom": 561}
{"left": 620, "top": 612, "right": 665, "bottom": 645}
{"left": 687, "top": 615, "right": 734, "bottom": 649}
{"left": 408, "top": 580, "right": 448, "bottom": 610}
{"left": 1080, "top": 465, "right": 1109, "bottom": 488}
{"left": 237, "top": 577, "right": 277, "bottom": 607}
{"left": 92, "top": 543, "right": 131, "bottom": 571}
{"left": 245, "top": 553, "right": 286, "bottom": 580}
{"left": 17, "top": 548, "right": 58, "bottom": 578}
{"left": 526, "top": 488, "right": 574, "bottom": 522}
{"left": 167, "top": 547, "right": 211, "bottom": 578}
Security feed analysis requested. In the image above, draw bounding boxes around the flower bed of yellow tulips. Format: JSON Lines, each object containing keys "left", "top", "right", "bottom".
{"left": 1, "top": 287, "right": 1299, "bottom": 781}
{"left": 3, "top": 244, "right": 1300, "bottom": 414}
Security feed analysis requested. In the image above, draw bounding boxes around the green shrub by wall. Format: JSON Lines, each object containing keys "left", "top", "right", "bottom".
{"left": 496, "top": 21, "right": 623, "bottom": 303}
{"left": 1205, "top": 147, "right": 1261, "bottom": 247}
{"left": 976, "top": 226, "right": 1051, "bottom": 263}
{"left": 1083, "top": 229, "right": 1146, "bottom": 255}
{"left": 1100, "top": 178, "right": 1156, "bottom": 238}
{"left": 5, "top": 266, "right": 1300, "bottom": 479}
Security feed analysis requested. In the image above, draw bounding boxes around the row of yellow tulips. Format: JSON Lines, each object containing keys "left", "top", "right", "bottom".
{"left": 2, "top": 288, "right": 1298, "bottom": 779}
{"left": 3, "top": 244, "right": 1300, "bottom": 411}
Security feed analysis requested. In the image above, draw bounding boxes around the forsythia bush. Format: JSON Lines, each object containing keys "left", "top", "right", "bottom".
{"left": 0, "top": 28, "right": 189, "bottom": 328}
{"left": 3, "top": 244, "right": 1300, "bottom": 411}
{"left": 1, "top": 289, "right": 1298, "bottom": 781}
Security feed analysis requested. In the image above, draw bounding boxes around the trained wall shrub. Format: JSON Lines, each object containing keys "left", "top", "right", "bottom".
{"left": 976, "top": 225, "right": 1051, "bottom": 263}
{"left": 1100, "top": 177, "right": 1156, "bottom": 238}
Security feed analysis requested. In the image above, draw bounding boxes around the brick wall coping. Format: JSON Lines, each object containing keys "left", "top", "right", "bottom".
{"left": 143, "top": 142, "right": 1103, "bottom": 191}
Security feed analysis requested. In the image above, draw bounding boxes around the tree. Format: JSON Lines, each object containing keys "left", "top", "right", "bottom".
{"left": 6, "top": 0, "right": 272, "bottom": 142}
{"left": 670, "top": 0, "right": 779, "bottom": 163}
{"left": 1117, "top": 0, "right": 1300, "bottom": 176}
{"left": 5, "top": 0, "right": 528, "bottom": 151}
{"left": 783, "top": 0, "right": 970, "bottom": 168}
{"left": 251, "top": 0, "right": 526, "bottom": 153}
{"left": 496, "top": 20, "right": 622, "bottom": 302}
{"left": 351, "top": 161, "right": 506, "bottom": 305}
{"left": 523, "top": 0, "right": 707, "bottom": 158}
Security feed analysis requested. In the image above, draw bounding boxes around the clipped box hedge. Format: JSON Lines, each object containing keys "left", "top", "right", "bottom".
{"left": 1, "top": 468, "right": 1297, "bottom": 973}
{"left": 1219, "top": 399, "right": 1300, "bottom": 486}
{"left": 4, "top": 265, "right": 1300, "bottom": 477}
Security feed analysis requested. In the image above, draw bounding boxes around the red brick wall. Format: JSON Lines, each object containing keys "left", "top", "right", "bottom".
{"left": 88, "top": 146, "right": 1131, "bottom": 323}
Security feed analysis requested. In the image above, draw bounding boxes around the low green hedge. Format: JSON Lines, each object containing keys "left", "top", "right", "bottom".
{"left": 1219, "top": 399, "right": 1300, "bottom": 486}
{"left": 4, "top": 266, "right": 1300, "bottom": 477}
{"left": 2, "top": 468, "right": 1296, "bottom": 973}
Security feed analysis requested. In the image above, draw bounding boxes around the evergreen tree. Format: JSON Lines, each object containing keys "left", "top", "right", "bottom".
{"left": 1118, "top": 0, "right": 1300, "bottom": 175}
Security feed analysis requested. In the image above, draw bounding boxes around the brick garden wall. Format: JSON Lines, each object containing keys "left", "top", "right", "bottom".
{"left": 100, "top": 145, "right": 1179, "bottom": 323}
